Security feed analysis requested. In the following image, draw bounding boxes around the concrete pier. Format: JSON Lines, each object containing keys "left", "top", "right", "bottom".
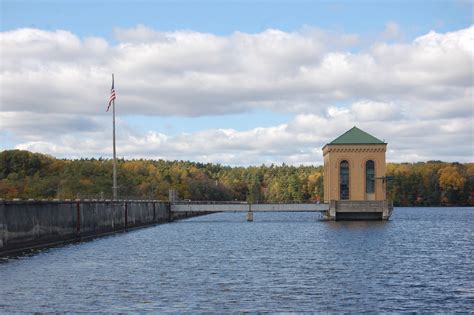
{"left": 246, "top": 211, "right": 253, "bottom": 221}
{"left": 324, "top": 200, "right": 393, "bottom": 220}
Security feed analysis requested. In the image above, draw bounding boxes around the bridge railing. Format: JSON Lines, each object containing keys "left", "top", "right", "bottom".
{"left": 173, "top": 200, "right": 247, "bottom": 205}
{"left": 172, "top": 200, "right": 326, "bottom": 205}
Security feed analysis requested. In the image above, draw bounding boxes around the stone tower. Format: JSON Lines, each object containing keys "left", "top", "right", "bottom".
{"left": 322, "top": 126, "right": 387, "bottom": 202}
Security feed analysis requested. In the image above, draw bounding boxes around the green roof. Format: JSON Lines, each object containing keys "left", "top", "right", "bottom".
{"left": 328, "top": 126, "right": 385, "bottom": 145}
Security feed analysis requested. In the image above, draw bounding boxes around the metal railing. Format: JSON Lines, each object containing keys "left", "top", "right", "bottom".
{"left": 172, "top": 200, "right": 326, "bottom": 205}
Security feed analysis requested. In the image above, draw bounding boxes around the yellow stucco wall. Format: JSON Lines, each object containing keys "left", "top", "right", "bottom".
{"left": 322, "top": 144, "right": 387, "bottom": 202}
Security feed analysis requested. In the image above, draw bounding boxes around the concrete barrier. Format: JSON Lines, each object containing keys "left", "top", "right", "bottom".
{"left": 0, "top": 200, "right": 198, "bottom": 255}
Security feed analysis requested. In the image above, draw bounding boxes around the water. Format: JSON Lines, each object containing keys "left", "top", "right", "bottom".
{"left": 0, "top": 207, "right": 473, "bottom": 312}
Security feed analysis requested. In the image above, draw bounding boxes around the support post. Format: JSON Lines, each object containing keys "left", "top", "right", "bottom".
{"left": 382, "top": 199, "right": 392, "bottom": 220}
{"left": 246, "top": 203, "right": 253, "bottom": 222}
{"left": 169, "top": 189, "right": 177, "bottom": 203}
{"left": 124, "top": 201, "right": 128, "bottom": 228}
{"left": 168, "top": 203, "right": 174, "bottom": 222}
{"left": 111, "top": 201, "right": 115, "bottom": 229}
{"left": 328, "top": 200, "right": 336, "bottom": 220}
{"left": 76, "top": 200, "right": 81, "bottom": 236}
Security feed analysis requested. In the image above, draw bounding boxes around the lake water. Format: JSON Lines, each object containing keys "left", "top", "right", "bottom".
{"left": 0, "top": 207, "right": 473, "bottom": 312}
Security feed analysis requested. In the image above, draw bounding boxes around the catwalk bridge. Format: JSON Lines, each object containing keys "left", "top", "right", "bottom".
{"left": 171, "top": 201, "right": 329, "bottom": 212}
{"left": 171, "top": 201, "right": 329, "bottom": 221}
{"left": 170, "top": 193, "right": 392, "bottom": 221}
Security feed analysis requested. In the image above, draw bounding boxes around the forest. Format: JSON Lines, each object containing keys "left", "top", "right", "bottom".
{"left": 0, "top": 150, "right": 472, "bottom": 206}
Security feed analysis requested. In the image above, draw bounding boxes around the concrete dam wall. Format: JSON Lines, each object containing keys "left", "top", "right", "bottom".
{"left": 0, "top": 200, "right": 198, "bottom": 255}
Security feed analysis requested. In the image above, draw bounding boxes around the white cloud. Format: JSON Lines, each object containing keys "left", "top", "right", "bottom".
{"left": 0, "top": 112, "right": 104, "bottom": 139}
{"left": 1, "top": 25, "right": 472, "bottom": 117}
{"left": 351, "top": 100, "right": 400, "bottom": 121}
{"left": 8, "top": 108, "right": 474, "bottom": 165}
{"left": 1, "top": 25, "right": 473, "bottom": 164}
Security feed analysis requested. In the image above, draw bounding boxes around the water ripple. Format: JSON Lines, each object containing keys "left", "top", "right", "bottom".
{"left": 0, "top": 208, "right": 473, "bottom": 312}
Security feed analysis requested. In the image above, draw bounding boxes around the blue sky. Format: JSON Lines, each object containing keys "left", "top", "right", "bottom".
{"left": 2, "top": 1, "right": 472, "bottom": 37}
{"left": 1, "top": 1, "right": 473, "bottom": 165}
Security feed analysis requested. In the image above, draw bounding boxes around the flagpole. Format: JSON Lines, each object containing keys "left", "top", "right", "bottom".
{"left": 112, "top": 74, "right": 117, "bottom": 201}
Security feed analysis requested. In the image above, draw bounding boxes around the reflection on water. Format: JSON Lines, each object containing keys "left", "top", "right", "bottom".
{"left": 325, "top": 220, "right": 389, "bottom": 230}
{"left": 0, "top": 207, "right": 473, "bottom": 312}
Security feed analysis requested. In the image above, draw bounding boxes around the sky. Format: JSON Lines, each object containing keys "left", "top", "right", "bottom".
{"left": 0, "top": 0, "right": 473, "bottom": 166}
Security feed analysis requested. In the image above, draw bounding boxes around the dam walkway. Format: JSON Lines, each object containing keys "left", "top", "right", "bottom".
{"left": 170, "top": 201, "right": 329, "bottom": 221}
{"left": 170, "top": 199, "right": 393, "bottom": 221}
{"left": 171, "top": 201, "right": 329, "bottom": 213}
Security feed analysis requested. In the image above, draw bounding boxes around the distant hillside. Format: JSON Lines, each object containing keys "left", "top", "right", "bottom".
{"left": 0, "top": 150, "right": 472, "bottom": 206}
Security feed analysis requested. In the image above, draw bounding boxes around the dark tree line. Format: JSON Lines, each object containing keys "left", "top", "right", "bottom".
{"left": 0, "top": 150, "right": 472, "bottom": 206}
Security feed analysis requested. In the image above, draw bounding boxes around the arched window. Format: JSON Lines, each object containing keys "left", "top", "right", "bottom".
{"left": 366, "top": 160, "right": 375, "bottom": 194}
{"left": 340, "top": 160, "right": 349, "bottom": 200}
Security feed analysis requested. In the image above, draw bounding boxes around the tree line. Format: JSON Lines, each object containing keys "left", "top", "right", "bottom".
{"left": 0, "top": 150, "right": 472, "bottom": 206}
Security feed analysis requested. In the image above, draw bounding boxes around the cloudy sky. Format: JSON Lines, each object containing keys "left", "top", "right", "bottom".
{"left": 1, "top": 1, "right": 473, "bottom": 166}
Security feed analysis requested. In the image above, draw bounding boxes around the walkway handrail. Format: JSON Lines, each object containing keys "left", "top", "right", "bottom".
{"left": 172, "top": 200, "right": 327, "bottom": 205}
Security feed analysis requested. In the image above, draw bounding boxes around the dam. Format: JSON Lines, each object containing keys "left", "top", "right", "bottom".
{"left": 0, "top": 126, "right": 394, "bottom": 255}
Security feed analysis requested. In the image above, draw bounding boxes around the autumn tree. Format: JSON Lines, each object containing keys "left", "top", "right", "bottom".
{"left": 0, "top": 150, "right": 472, "bottom": 206}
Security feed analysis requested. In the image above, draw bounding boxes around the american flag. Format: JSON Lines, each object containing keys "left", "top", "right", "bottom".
{"left": 106, "top": 74, "right": 116, "bottom": 112}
